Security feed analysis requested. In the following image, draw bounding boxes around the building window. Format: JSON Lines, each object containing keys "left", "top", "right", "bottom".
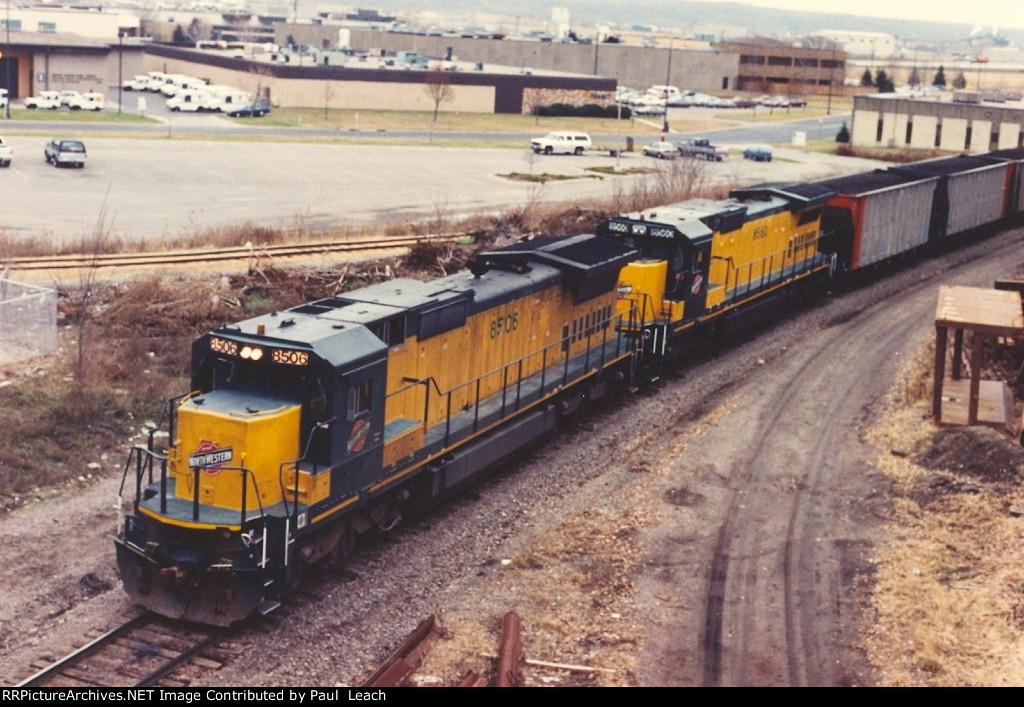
{"left": 905, "top": 121, "right": 913, "bottom": 145}
{"left": 794, "top": 58, "right": 819, "bottom": 68}
{"left": 876, "top": 118, "right": 884, "bottom": 142}
{"left": 821, "top": 59, "right": 844, "bottom": 69}
{"left": 1, "top": 19, "right": 22, "bottom": 31}
{"left": 740, "top": 55, "right": 765, "bottom": 65}
{"left": 991, "top": 129, "right": 999, "bottom": 150}
{"left": 965, "top": 126, "right": 972, "bottom": 150}
{"left": 768, "top": 56, "right": 792, "bottom": 67}
{"left": 38, "top": 22, "right": 57, "bottom": 32}
{"left": 935, "top": 123, "right": 942, "bottom": 147}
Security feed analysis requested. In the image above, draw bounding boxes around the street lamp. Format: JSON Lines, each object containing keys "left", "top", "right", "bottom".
{"left": 5, "top": 0, "right": 11, "bottom": 120}
{"left": 663, "top": 39, "right": 672, "bottom": 134}
{"left": 117, "top": 30, "right": 124, "bottom": 114}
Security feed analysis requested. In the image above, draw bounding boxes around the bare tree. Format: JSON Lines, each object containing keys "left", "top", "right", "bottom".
{"left": 425, "top": 70, "right": 454, "bottom": 123}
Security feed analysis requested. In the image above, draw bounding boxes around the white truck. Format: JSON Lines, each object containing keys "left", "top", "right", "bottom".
{"left": 166, "top": 89, "right": 209, "bottom": 112}
{"left": 678, "top": 137, "right": 728, "bottom": 162}
{"left": 67, "top": 92, "right": 105, "bottom": 111}
{"left": 24, "top": 91, "right": 61, "bottom": 109}
{"left": 529, "top": 131, "right": 592, "bottom": 155}
{"left": 0, "top": 135, "right": 13, "bottom": 167}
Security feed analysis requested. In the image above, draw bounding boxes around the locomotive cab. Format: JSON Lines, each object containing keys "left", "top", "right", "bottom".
{"left": 115, "top": 318, "right": 389, "bottom": 625}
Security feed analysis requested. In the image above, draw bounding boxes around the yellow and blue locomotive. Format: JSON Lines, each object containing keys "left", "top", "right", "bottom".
{"left": 115, "top": 234, "right": 640, "bottom": 625}
{"left": 597, "top": 183, "right": 835, "bottom": 369}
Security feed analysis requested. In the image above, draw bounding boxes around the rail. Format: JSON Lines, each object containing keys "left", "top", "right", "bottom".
{"left": 16, "top": 614, "right": 222, "bottom": 687}
{"left": 4, "top": 234, "right": 467, "bottom": 273}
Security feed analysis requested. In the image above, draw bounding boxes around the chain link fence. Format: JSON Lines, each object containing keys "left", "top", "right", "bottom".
{"left": 0, "top": 275, "right": 58, "bottom": 365}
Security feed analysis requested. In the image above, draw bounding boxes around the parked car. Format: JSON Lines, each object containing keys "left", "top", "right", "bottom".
{"left": 226, "top": 103, "right": 271, "bottom": 118}
{"left": 633, "top": 104, "right": 667, "bottom": 116}
{"left": 24, "top": 91, "right": 61, "bottom": 109}
{"left": 642, "top": 141, "right": 678, "bottom": 159}
{"left": 529, "top": 131, "right": 592, "bottom": 155}
{"left": 44, "top": 138, "right": 87, "bottom": 168}
{"left": 0, "top": 135, "right": 13, "bottom": 167}
{"left": 742, "top": 145, "right": 773, "bottom": 162}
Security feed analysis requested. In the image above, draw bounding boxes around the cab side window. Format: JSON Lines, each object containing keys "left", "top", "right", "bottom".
{"left": 348, "top": 380, "right": 372, "bottom": 420}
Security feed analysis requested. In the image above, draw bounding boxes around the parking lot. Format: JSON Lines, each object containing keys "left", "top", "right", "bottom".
{"left": 0, "top": 123, "right": 879, "bottom": 246}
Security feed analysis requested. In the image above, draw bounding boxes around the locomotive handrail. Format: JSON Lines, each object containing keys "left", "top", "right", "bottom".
{"left": 385, "top": 306, "right": 638, "bottom": 447}
{"left": 187, "top": 464, "right": 265, "bottom": 527}
{"left": 278, "top": 419, "right": 335, "bottom": 518}
{"left": 119, "top": 444, "right": 169, "bottom": 509}
{"left": 711, "top": 233, "right": 827, "bottom": 303}
{"left": 146, "top": 391, "right": 195, "bottom": 454}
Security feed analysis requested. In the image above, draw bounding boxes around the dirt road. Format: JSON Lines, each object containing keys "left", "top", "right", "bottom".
{"left": 638, "top": 227, "right": 1024, "bottom": 686}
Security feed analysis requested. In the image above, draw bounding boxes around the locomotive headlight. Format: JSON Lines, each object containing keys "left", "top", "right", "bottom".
{"left": 240, "top": 345, "right": 264, "bottom": 361}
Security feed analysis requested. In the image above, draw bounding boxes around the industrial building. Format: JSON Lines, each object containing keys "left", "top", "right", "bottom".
{"left": 851, "top": 94, "right": 1024, "bottom": 152}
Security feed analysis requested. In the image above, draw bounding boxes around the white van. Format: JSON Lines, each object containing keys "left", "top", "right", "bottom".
{"left": 69, "top": 92, "right": 105, "bottom": 111}
{"left": 167, "top": 89, "right": 209, "bottom": 112}
{"left": 646, "top": 85, "right": 681, "bottom": 101}
{"left": 530, "top": 131, "right": 592, "bottom": 155}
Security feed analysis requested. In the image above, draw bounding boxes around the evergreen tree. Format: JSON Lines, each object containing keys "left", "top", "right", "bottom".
{"left": 908, "top": 67, "right": 920, "bottom": 87}
{"left": 952, "top": 71, "right": 967, "bottom": 89}
{"left": 172, "top": 24, "right": 188, "bottom": 44}
{"left": 860, "top": 68, "right": 874, "bottom": 87}
{"left": 875, "top": 69, "right": 895, "bottom": 93}
{"left": 932, "top": 65, "right": 947, "bottom": 88}
{"left": 836, "top": 122, "right": 850, "bottom": 144}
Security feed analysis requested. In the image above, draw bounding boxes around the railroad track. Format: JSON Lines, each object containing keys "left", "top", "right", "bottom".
{"left": 16, "top": 614, "right": 229, "bottom": 687}
{"left": 2, "top": 233, "right": 466, "bottom": 273}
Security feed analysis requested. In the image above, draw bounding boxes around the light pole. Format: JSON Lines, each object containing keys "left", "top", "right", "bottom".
{"left": 117, "top": 30, "right": 124, "bottom": 114}
{"left": 663, "top": 39, "right": 672, "bottom": 134}
{"left": 5, "top": 0, "right": 11, "bottom": 120}
{"left": 826, "top": 45, "right": 835, "bottom": 115}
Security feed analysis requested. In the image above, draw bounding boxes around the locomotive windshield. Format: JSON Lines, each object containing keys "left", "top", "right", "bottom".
{"left": 622, "top": 234, "right": 688, "bottom": 274}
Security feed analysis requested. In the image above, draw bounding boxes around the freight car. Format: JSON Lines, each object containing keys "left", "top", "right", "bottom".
{"left": 115, "top": 146, "right": 1024, "bottom": 625}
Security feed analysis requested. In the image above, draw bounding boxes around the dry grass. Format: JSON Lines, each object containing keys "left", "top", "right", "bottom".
{"left": 864, "top": 338, "right": 1024, "bottom": 686}
{"left": 837, "top": 144, "right": 951, "bottom": 164}
{"left": 418, "top": 504, "right": 652, "bottom": 687}
{"left": 0, "top": 163, "right": 715, "bottom": 509}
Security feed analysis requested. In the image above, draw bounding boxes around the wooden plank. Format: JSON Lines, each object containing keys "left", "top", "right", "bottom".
{"left": 936, "top": 285, "right": 1024, "bottom": 333}
{"left": 937, "top": 378, "right": 1014, "bottom": 431}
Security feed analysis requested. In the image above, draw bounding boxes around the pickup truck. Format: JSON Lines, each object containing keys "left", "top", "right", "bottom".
{"left": 678, "top": 137, "right": 727, "bottom": 162}
{"left": 0, "top": 135, "right": 12, "bottom": 167}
